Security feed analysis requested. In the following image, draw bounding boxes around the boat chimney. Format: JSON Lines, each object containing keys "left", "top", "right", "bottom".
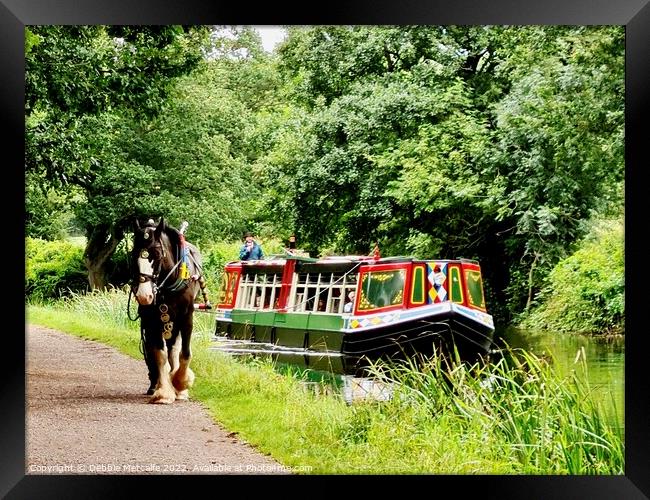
{"left": 373, "top": 242, "right": 381, "bottom": 260}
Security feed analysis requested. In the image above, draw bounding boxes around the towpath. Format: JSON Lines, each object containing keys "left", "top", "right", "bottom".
{"left": 25, "top": 325, "right": 288, "bottom": 475}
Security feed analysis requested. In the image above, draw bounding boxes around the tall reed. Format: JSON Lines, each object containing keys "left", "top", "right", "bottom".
{"left": 38, "top": 288, "right": 216, "bottom": 340}
{"left": 363, "top": 345, "right": 624, "bottom": 474}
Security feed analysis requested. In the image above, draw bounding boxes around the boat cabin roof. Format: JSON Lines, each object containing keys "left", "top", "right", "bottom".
{"left": 224, "top": 254, "right": 479, "bottom": 271}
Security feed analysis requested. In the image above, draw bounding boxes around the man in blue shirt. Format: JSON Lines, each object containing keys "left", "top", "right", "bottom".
{"left": 239, "top": 232, "right": 264, "bottom": 260}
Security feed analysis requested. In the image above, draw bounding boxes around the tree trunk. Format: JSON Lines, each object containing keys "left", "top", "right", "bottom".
{"left": 525, "top": 252, "right": 540, "bottom": 312}
{"left": 83, "top": 224, "right": 123, "bottom": 290}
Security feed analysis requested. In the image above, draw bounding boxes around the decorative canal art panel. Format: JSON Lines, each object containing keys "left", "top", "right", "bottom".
{"left": 217, "top": 270, "right": 239, "bottom": 307}
{"left": 358, "top": 269, "right": 406, "bottom": 311}
{"left": 426, "top": 261, "right": 448, "bottom": 303}
{"left": 464, "top": 269, "right": 486, "bottom": 310}
{"left": 348, "top": 312, "right": 400, "bottom": 329}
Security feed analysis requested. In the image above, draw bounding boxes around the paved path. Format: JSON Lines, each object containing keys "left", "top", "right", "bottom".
{"left": 26, "top": 325, "right": 288, "bottom": 475}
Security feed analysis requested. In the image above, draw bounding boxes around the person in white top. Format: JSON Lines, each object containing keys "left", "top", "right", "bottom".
{"left": 343, "top": 291, "right": 355, "bottom": 313}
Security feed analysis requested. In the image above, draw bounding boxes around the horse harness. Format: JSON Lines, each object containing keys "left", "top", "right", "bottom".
{"left": 129, "top": 225, "right": 210, "bottom": 336}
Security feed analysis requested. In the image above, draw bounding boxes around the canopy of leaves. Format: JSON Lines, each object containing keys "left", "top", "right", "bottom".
{"left": 264, "top": 25, "right": 624, "bottom": 322}
{"left": 25, "top": 25, "right": 212, "bottom": 234}
{"left": 25, "top": 25, "right": 624, "bottom": 326}
{"left": 25, "top": 25, "right": 280, "bottom": 287}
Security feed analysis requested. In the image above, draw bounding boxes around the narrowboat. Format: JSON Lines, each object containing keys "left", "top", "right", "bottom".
{"left": 211, "top": 252, "right": 495, "bottom": 373}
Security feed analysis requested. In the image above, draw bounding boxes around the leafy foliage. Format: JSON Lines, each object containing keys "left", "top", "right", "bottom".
{"left": 264, "top": 25, "right": 624, "bottom": 324}
{"left": 520, "top": 218, "right": 624, "bottom": 334}
{"left": 25, "top": 25, "right": 625, "bottom": 328}
{"left": 26, "top": 238, "right": 88, "bottom": 300}
{"left": 25, "top": 26, "right": 281, "bottom": 287}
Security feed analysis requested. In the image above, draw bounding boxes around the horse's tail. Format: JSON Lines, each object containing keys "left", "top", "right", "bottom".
{"left": 197, "top": 275, "right": 210, "bottom": 305}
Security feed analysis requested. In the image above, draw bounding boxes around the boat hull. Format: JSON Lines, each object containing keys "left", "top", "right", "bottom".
{"left": 214, "top": 303, "right": 494, "bottom": 374}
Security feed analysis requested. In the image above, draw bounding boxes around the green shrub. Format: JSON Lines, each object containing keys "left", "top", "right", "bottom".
{"left": 199, "top": 241, "right": 241, "bottom": 294}
{"left": 26, "top": 237, "right": 88, "bottom": 300}
{"left": 521, "top": 219, "right": 624, "bottom": 334}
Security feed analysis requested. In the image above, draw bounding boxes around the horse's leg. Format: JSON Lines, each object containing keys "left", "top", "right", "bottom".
{"left": 168, "top": 332, "right": 181, "bottom": 379}
{"left": 149, "top": 334, "right": 176, "bottom": 404}
{"left": 172, "top": 314, "right": 194, "bottom": 400}
{"left": 144, "top": 340, "right": 159, "bottom": 396}
{"left": 140, "top": 312, "right": 160, "bottom": 395}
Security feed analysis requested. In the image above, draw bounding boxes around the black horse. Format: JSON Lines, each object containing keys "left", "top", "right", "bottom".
{"left": 131, "top": 218, "right": 208, "bottom": 404}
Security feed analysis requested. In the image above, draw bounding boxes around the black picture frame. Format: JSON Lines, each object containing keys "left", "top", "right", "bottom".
{"left": 5, "top": 0, "right": 648, "bottom": 497}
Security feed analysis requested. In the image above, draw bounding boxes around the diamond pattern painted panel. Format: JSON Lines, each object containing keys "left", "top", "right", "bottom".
{"left": 349, "top": 313, "right": 398, "bottom": 329}
{"left": 427, "top": 262, "right": 448, "bottom": 303}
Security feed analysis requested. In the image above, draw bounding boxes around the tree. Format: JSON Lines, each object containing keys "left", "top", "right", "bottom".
{"left": 25, "top": 25, "right": 211, "bottom": 288}
{"left": 26, "top": 25, "right": 283, "bottom": 288}
{"left": 485, "top": 26, "right": 624, "bottom": 314}
{"left": 266, "top": 25, "right": 624, "bottom": 322}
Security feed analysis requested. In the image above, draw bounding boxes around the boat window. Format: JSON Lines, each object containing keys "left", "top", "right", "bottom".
{"left": 358, "top": 269, "right": 406, "bottom": 311}
{"left": 237, "top": 271, "right": 283, "bottom": 310}
{"left": 464, "top": 270, "right": 485, "bottom": 310}
{"left": 290, "top": 271, "right": 357, "bottom": 314}
{"left": 217, "top": 271, "right": 239, "bottom": 307}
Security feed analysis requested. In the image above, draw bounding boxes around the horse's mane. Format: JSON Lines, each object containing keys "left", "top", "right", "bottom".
{"left": 162, "top": 224, "right": 182, "bottom": 255}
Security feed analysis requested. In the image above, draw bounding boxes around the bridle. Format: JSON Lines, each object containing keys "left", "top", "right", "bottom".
{"left": 131, "top": 228, "right": 191, "bottom": 303}
{"left": 131, "top": 230, "right": 169, "bottom": 303}
{"left": 140, "top": 246, "right": 165, "bottom": 278}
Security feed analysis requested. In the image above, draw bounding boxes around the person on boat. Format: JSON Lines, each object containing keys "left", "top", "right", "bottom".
{"left": 344, "top": 291, "right": 355, "bottom": 313}
{"left": 239, "top": 231, "right": 264, "bottom": 261}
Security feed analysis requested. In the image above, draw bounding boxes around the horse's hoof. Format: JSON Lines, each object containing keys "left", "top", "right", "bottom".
{"left": 149, "top": 389, "right": 175, "bottom": 404}
{"left": 146, "top": 387, "right": 155, "bottom": 396}
{"left": 175, "top": 389, "right": 189, "bottom": 401}
{"left": 149, "top": 395, "right": 175, "bottom": 404}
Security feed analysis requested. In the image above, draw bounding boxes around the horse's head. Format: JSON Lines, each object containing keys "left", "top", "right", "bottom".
{"left": 132, "top": 218, "right": 172, "bottom": 306}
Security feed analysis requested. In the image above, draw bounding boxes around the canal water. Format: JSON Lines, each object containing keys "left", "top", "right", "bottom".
{"left": 494, "top": 327, "right": 625, "bottom": 426}
{"left": 209, "top": 328, "right": 624, "bottom": 423}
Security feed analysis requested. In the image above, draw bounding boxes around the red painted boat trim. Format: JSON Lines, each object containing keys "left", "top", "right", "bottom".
{"left": 218, "top": 262, "right": 243, "bottom": 309}
{"left": 277, "top": 258, "right": 296, "bottom": 312}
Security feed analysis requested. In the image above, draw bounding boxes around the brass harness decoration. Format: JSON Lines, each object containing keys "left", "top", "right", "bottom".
{"left": 159, "top": 303, "right": 173, "bottom": 339}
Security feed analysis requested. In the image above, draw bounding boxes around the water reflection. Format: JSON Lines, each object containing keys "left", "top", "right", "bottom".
{"left": 210, "top": 336, "right": 396, "bottom": 403}
{"left": 210, "top": 335, "right": 362, "bottom": 375}
{"left": 300, "top": 376, "right": 394, "bottom": 404}
{"left": 210, "top": 329, "right": 624, "bottom": 415}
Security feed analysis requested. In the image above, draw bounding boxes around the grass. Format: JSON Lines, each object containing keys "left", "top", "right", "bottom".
{"left": 363, "top": 347, "right": 624, "bottom": 474}
{"left": 27, "top": 290, "right": 624, "bottom": 475}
